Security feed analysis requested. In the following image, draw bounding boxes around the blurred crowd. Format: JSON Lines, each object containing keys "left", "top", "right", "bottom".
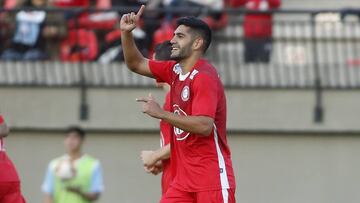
{"left": 0, "top": 0, "right": 281, "bottom": 63}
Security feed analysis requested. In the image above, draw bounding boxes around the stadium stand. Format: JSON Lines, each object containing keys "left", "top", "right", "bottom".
{"left": 0, "top": 5, "right": 360, "bottom": 88}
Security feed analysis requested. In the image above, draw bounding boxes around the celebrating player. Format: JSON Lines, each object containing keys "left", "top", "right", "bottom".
{"left": 0, "top": 115, "right": 26, "bottom": 203}
{"left": 121, "top": 5, "right": 236, "bottom": 203}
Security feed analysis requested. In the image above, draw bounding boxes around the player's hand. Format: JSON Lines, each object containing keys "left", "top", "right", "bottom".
{"left": 136, "top": 93, "right": 164, "bottom": 119}
{"left": 66, "top": 186, "right": 82, "bottom": 195}
{"left": 141, "top": 150, "right": 158, "bottom": 167}
{"left": 120, "top": 5, "right": 145, "bottom": 33}
{"left": 144, "top": 162, "right": 163, "bottom": 175}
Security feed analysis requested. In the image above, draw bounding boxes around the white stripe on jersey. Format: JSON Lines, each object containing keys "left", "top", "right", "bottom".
{"left": 213, "top": 124, "right": 230, "bottom": 189}
{"left": 222, "top": 189, "right": 229, "bottom": 203}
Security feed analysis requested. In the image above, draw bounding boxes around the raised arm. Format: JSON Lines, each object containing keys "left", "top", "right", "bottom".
{"left": 120, "top": 5, "right": 153, "bottom": 78}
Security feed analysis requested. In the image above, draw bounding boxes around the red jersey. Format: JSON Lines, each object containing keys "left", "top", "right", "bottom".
{"left": 160, "top": 92, "right": 172, "bottom": 194}
{"left": 230, "top": 0, "right": 281, "bottom": 38}
{"left": 149, "top": 59, "right": 236, "bottom": 192}
{"left": 52, "top": 0, "right": 89, "bottom": 7}
{"left": 0, "top": 138, "right": 20, "bottom": 182}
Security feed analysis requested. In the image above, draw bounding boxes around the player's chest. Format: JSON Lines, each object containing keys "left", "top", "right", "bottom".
{"left": 171, "top": 79, "right": 192, "bottom": 110}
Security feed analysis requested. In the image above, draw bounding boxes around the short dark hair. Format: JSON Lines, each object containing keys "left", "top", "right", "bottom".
{"left": 66, "top": 126, "right": 86, "bottom": 139}
{"left": 176, "top": 16, "right": 212, "bottom": 53}
{"left": 154, "top": 40, "right": 172, "bottom": 61}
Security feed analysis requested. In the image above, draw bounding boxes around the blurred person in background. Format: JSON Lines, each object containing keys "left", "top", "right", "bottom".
{"left": 42, "top": 126, "right": 104, "bottom": 203}
{"left": 0, "top": 0, "right": 67, "bottom": 61}
{"left": 0, "top": 0, "right": 17, "bottom": 54}
{"left": 0, "top": 115, "right": 26, "bottom": 203}
{"left": 162, "top": 0, "right": 227, "bottom": 29}
{"left": 140, "top": 40, "right": 173, "bottom": 197}
{"left": 230, "top": 0, "right": 281, "bottom": 63}
{"left": 0, "top": 0, "right": 49, "bottom": 61}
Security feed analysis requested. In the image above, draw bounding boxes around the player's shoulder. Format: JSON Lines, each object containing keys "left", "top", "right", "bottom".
{"left": 191, "top": 68, "right": 220, "bottom": 83}
{"left": 150, "top": 59, "right": 177, "bottom": 70}
{"left": 48, "top": 155, "right": 67, "bottom": 168}
{"left": 194, "top": 59, "right": 220, "bottom": 79}
{"left": 82, "top": 154, "right": 101, "bottom": 166}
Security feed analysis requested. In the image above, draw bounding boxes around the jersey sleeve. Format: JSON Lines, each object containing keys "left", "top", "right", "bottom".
{"left": 90, "top": 161, "right": 104, "bottom": 193}
{"left": 41, "top": 163, "right": 55, "bottom": 194}
{"left": 148, "top": 60, "right": 175, "bottom": 84}
{"left": 191, "top": 73, "right": 218, "bottom": 119}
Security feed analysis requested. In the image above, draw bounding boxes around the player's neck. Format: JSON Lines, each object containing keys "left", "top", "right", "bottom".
{"left": 178, "top": 54, "right": 202, "bottom": 74}
{"left": 68, "top": 151, "right": 83, "bottom": 160}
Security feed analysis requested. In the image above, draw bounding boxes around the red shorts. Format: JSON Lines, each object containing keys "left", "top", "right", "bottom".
{"left": 0, "top": 182, "right": 26, "bottom": 203}
{"left": 160, "top": 186, "right": 236, "bottom": 203}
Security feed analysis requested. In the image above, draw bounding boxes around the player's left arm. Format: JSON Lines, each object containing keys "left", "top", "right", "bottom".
{"left": 66, "top": 187, "right": 100, "bottom": 201}
{"left": 67, "top": 161, "right": 104, "bottom": 201}
{"left": 137, "top": 74, "right": 217, "bottom": 136}
{"left": 137, "top": 94, "right": 214, "bottom": 136}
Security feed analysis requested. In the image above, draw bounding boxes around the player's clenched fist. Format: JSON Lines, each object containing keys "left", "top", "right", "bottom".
{"left": 120, "top": 5, "right": 145, "bottom": 33}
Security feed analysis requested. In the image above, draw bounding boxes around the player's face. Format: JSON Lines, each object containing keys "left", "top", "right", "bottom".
{"left": 170, "top": 25, "right": 195, "bottom": 61}
{"left": 64, "top": 132, "right": 83, "bottom": 153}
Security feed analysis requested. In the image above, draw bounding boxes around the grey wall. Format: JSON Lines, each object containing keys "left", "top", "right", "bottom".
{"left": 5, "top": 132, "right": 360, "bottom": 203}
{"left": 282, "top": 0, "right": 360, "bottom": 9}
{"left": 1, "top": 87, "right": 360, "bottom": 131}
{"left": 1, "top": 87, "right": 360, "bottom": 203}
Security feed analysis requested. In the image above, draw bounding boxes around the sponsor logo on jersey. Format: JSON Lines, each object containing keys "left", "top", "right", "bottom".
{"left": 173, "top": 104, "right": 190, "bottom": 140}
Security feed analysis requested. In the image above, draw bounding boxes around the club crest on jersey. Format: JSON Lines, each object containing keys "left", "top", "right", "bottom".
{"left": 173, "top": 104, "right": 190, "bottom": 140}
{"left": 181, "top": 86, "right": 190, "bottom": 101}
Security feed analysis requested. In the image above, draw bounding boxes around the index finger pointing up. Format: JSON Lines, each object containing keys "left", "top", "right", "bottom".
{"left": 135, "top": 5, "right": 145, "bottom": 19}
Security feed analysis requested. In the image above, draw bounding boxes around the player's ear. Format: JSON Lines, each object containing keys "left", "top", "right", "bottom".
{"left": 192, "top": 38, "right": 204, "bottom": 51}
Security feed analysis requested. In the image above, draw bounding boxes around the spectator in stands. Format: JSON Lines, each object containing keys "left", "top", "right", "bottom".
{"left": 0, "top": 0, "right": 18, "bottom": 50}
{"left": 230, "top": 0, "right": 281, "bottom": 63}
{"left": 50, "top": 0, "right": 91, "bottom": 20}
{"left": 163, "top": 0, "right": 227, "bottom": 30}
{"left": 0, "top": 0, "right": 58, "bottom": 61}
{"left": 42, "top": 126, "right": 104, "bottom": 203}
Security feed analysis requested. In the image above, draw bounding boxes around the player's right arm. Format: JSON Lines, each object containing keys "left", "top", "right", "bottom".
{"left": 42, "top": 162, "right": 55, "bottom": 203}
{"left": 120, "top": 5, "right": 153, "bottom": 78}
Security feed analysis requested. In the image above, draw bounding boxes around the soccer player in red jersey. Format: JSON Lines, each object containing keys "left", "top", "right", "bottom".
{"left": 0, "top": 115, "right": 26, "bottom": 203}
{"left": 140, "top": 41, "right": 173, "bottom": 195}
{"left": 121, "top": 5, "right": 236, "bottom": 203}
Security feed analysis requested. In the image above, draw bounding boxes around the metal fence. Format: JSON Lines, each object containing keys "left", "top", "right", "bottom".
{"left": 0, "top": 7, "right": 360, "bottom": 89}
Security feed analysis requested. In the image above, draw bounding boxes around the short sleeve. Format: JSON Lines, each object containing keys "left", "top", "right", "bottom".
{"left": 148, "top": 60, "right": 176, "bottom": 84}
{"left": 90, "top": 161, "right": 104, "bottom": 193}
{"left": 41, "top": 163, "right": 55, "bottom": 194}
{"left": 191, "top": 73, "right": 218, "bottom": 118}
